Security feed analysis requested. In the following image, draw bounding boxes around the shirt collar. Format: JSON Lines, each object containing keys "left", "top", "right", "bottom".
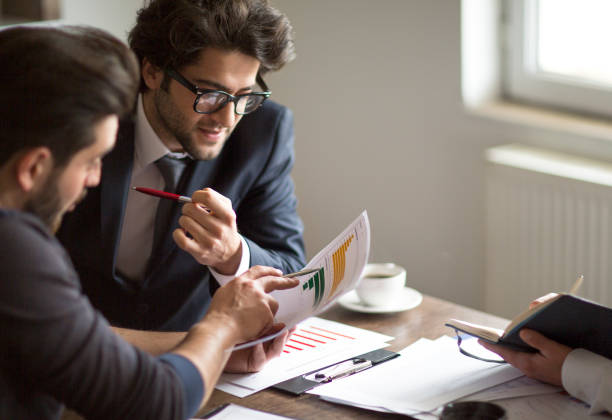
{"left": 133, "top": 95, "right": 188, "bottom": 173}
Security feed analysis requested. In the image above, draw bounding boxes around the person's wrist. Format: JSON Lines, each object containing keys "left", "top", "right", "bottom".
{"left": 194, "top": 310, "right": 242, "bottom": 345}
{"left": 212, "top": 238, "right": 242, "bottom": 275}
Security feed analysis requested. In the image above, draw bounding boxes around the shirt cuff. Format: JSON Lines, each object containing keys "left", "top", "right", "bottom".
{"left": 208, "top": 235, "right": 251, "bottom": 286}
{"left": 562, "top": 348, "right": 612, "bottom": 414}
{"left": 159, "top": 353, "right": 204, "bottom": 418}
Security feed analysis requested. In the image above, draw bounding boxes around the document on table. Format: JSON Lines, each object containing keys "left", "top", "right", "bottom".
{"left": 216, "top": 317, "right": 392, "bottom": 397}
{"left": 308, "top": 336, "right": 524, "bottom": 415}
{"left": 457, "top": 375, "right": 561, "bottom": 402}
{"left": 195, "top": 403, "right": 293, "bottom": 419}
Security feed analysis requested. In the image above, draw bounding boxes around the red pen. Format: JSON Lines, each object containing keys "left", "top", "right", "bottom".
{"left": 132, "top": 187, "right": 192, "bottom": 203}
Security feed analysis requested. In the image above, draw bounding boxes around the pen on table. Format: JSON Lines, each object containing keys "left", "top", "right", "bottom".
{"left": 132, "top": 186, "right": 192, "bottom": 203}
{"left": 284, "top": 268, "right": 320, "bottom": 278}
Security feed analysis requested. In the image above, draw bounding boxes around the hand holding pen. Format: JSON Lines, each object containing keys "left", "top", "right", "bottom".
{"left": 176, "top": 188, "right": 243, "bottom": 274}
{"left": 133, "top": 186, "right": 319, "bottom": 279}
{"left": 134, "top": 186, "right": 242, "bottom": 273}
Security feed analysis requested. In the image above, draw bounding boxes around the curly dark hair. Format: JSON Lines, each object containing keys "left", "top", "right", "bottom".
{"left": 0, "top": 25, "right": 140, "bottom": 168}
{"left": 129, "top": 0, "right": 296, "bottom": 92}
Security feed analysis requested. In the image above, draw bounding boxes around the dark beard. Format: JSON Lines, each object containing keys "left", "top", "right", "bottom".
{"left": 22, "top": 173, "right": 87, "bottom": 233}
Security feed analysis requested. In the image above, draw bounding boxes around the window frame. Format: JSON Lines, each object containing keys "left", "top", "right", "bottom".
{"left": 502, "top": 0, "right": 612, "bottom": 119}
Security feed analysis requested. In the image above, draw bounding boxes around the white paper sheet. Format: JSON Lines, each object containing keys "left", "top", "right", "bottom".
{"left": 309, "top": 336, "right": 524, "bottom": 414}
{"left": 194, "top": 403, "right": 293, "bottom": 419}
{"left": 271, "top": 211, "right": 370, "bottom": 327}
{"left": 458, "top": 375, "right": 562, "bottom": 402}
{"left": 221, "top": 211, "right": 371, "bottom": 352}
{"left": 216, "top": 317, "right": 392, "bottom": 397}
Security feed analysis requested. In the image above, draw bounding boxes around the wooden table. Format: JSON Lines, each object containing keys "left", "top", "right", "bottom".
{"left": 199, "top": 295, "right": 509, "bottom": 419}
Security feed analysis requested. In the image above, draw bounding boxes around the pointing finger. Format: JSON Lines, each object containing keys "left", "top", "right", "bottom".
{"left": 259, "top": 276, "right": 300, "bottom": 293}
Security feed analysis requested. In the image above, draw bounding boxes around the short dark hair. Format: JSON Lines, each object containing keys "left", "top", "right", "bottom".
{"left": 0, "top": 25, "right": 139, "bottom": 168}
{"left": 129, "top": 0, "right": 296, "bottom": 92}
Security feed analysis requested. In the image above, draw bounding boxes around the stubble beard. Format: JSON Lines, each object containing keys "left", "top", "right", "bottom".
{"left": 154, "top": 89, "right": 233, "bottom": 161}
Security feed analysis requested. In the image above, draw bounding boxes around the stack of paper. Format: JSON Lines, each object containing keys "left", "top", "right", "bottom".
{"left": 308, "top": 336, "right": 526, "bottom": 416}
{"left": 216, "top": 317, "right": 393, "bottom": 397}
{"left": 457, "top": 375, "right": 561, "bottom": 402}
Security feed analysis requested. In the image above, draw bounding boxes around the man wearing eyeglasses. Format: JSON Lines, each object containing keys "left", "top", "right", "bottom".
{"left": 57, "top": 0, "right": 305, "bottom": 371}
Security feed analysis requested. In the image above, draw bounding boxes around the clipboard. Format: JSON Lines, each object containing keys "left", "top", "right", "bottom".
{"left": 273, "top": 348, "right": 400, "bottom": 395}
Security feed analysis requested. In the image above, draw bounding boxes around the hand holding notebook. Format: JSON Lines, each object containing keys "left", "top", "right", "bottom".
{"left": 445, "top": 276, "right": 612, "bottom": 359}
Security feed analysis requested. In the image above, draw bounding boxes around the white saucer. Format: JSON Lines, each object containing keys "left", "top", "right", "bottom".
{"left": 337, "top": 287, "right": 423, "bottom": 313}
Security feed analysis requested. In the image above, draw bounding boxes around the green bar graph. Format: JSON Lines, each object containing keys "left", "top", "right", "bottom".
{"left": 301, "top": 267, "right": 326, "bottom": 307}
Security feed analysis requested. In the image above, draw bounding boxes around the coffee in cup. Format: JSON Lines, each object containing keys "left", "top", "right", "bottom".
{"left": 355, "top": 263, "right": 406, "bottom": 307}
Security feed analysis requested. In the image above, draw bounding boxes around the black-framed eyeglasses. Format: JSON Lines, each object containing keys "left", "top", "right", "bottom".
{"left": 166, "top": 68, "right": 271, "bottom": 115}
{"left": 450, "top": 328, "right": 507, "bottom": 364}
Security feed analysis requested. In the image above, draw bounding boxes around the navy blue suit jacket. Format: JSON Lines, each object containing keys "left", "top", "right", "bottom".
{"left": 57, "top": 100, "right": 305, "bottom": 331}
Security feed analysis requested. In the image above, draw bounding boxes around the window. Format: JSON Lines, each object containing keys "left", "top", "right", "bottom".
{"left": 503, "top": 0, "right": 612, "bottom": 118}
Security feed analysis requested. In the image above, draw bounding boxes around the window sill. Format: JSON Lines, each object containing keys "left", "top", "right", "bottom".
{"left": 466, "top": 100, "right": 612, "bottom": 144}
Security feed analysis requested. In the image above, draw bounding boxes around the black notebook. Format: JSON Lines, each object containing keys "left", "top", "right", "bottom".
{"left": 446, "top": 294, "right": 612, "bottom": 358}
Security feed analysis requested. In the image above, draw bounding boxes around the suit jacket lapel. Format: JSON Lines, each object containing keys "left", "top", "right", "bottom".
{"left": 101, "top": 121, "right": 135, "bottom": 278}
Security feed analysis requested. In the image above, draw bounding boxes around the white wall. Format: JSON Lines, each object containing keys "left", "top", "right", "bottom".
{"left": 60, "top": 0, "right": 612, "bottom": 312}
{"left": 268, "top": 0, "right": 612, "bottom": 310}
{"left": 264, "top": 0, "right": 491, "bottom": 308}
{"left": 61, "top": 0, "right": 142, "bottom": 41}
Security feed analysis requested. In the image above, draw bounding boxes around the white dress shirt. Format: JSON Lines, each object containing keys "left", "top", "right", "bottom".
{"left": 115, "top": 95, "right": 250, "bottom": 285}
{"left": 562, "top": 348, "right": 612, "bottom": 415}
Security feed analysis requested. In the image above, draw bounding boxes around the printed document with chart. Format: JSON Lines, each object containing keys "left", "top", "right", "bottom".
{"left": 271, "top": 210, "right": 370, "bottom": 327}
{"left": 222, "top": 210, "right": 371, "bottom": 343}
{"left": 215, "top": 211, "right": 380, "bottom": 397}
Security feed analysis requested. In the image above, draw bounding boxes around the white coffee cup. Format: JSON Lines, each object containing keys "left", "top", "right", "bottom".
{"left": 355, "top": 263, "right": 406, "bottom": 307}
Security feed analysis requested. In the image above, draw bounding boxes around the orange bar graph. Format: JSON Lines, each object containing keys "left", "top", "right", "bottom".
{"left": 330, "top": 234, "right": 354, "bottom": 296}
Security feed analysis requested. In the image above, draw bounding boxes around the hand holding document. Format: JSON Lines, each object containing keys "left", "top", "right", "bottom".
{"left": 224, "top": 211, "right": 371, "bottom": 351}
{"left": 214, "top": 212, "right": 389, "bottom": 398}
{"left": 272, "top": 210, "right": 371, "bottom": 326}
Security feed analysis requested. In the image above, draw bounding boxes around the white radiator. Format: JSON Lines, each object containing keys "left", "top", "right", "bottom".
{"left": 485, "top": 144, "right": 612, "bottom": 318}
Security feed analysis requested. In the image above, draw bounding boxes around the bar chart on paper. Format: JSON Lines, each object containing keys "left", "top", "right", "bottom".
{"left": 283, "top": 319, "right": 356, "bottom": 354}
{"left": 301, "top": 267, "right": 326, "bottom": 308}
{"left": 216, "top": 213, "right": 374, "bottom": 398}
{"left": 216, "top": 317, "right": 393, "bottom": 397}
{"left": 300, "top": 234, "right": 355, "bottom": 308}
{"left": 273, "top": 211, "right": 370, "bottom": 327}
{"left": 227, "top": 212, "right": 370, "bottom": 356}
{"left": 331, "top": 235, "right": 353, "bottom": 295}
